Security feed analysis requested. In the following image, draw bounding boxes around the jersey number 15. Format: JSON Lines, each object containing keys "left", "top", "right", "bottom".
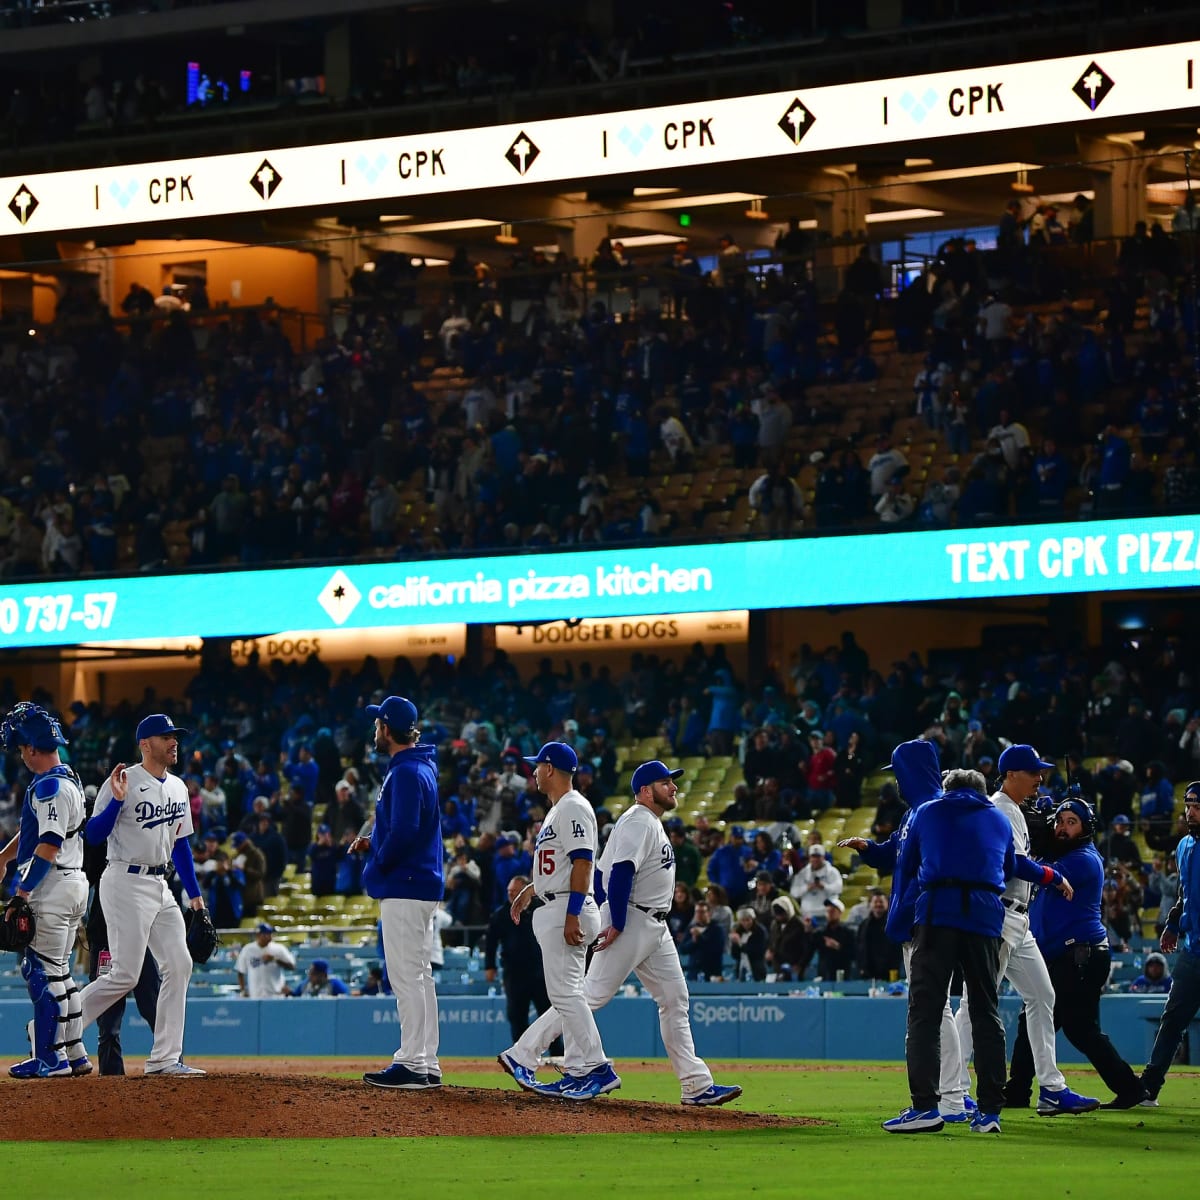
{"left": 537, "top": 847, "right": 556, "bottom": 876}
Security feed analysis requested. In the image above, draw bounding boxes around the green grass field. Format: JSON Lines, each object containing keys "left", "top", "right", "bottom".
{"left": 9, "top": 1062, "right": 1199, "bottom": 1198}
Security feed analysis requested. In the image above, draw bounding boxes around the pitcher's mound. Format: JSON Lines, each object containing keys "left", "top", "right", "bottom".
{"left": 5, "top": 1070, "right": 821, "bottom": 1140}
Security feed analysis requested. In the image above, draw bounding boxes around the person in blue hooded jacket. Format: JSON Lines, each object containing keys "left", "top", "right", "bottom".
{"left": 883, "top": 767, "right": 1015, "bottom": 1134}
{"left": 840, "top": 739, "right": 970, "bottom": 1120}
{"left": 352, "top": 696, "right": 444, "bottom": 1091}
{"left": 1007, "top": 797, "right": 1147, "bottom": 1109}
{"left": 1141, "top": 783, "right": 1200, "bottom": 1103}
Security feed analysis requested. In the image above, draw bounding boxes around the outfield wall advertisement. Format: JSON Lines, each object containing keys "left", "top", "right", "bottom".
{"left": 2, "top": 514, "right": 1199, "bottom": 649}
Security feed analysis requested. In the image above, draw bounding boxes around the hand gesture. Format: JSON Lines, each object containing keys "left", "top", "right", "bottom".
{"left": 838, "top": 837, "right": 868, "bottom": 851}
{"left": 109, "top": 763, "right": 129, "bottom": 802}
{"left": 1161, "top": 928, "right": 1178, "bottom": 954}
{"left": 594, "top": 926, "right": 621, "bottom": 952}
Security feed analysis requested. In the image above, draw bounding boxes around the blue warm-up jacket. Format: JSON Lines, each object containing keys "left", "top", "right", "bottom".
{"left": 362, "top": 744, "right": 445, "bottom": 902}
{"left": 1030, "top": 840, "right": 1109, "bottom": 961}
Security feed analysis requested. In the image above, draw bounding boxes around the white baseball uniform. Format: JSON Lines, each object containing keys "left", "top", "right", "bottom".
{"left": 955, "top": 790, "right": 1065, "bottom": 1094}
{"left": 79, "top": 763, "right": 198, "bottom": 1072}
{"left": 528, "top": 789, "right": 607, "bottom": 1077}
{"left": 17, "top": 765, "right": 88, "bottom": 1067}
{"left": 506, "top": 801, "right": 714, "bottom": 1098}
{"left": 235, "top": 938, "right": 296, "bottom": 998}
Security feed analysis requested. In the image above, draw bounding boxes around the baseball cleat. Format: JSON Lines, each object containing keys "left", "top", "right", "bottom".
{"left": 882, "top": 1107, "right": 944, "bottom": 1133}
{"left": 497, "top": 1051, "right": 538, "bottom": 1092}
{"left": 566, "top": 1063, "right": 621, "bottom": 1099}
{"left": 426, "top": 1073, "right": 443, "bottom": 1088}
{"left": 362, "top": 1063, "right": 435, "bottom": 1090}
{"left": 683, "top": 1084, "right": 743, "bottom": 1107}
{"left": 1036, "top": 1085, "right": 1100, "bottom": 1116}
{"left": 9, "top": 1057, "right": 71, "bottom": 1079}
{"left": 939, "top": 1109, "right": 970, "bottom": 1123}
{"left": 528, "top": 1077, "right": 580, "bottom": 1099}
{"left": 963, "top": 1094, "right": 978, "bottom": 1113}
{"left": 146, "top": 1063, "right": 207, "bottom": 1077}
{"left": 1101, "top": 1090, "right": 1151, "bottom": 1110}
{"left": 969, "top": 1111, "right": 1001, "bottom": 1133}
{"left": 69, "top": 1057, "right": 94, "bottom": 1077}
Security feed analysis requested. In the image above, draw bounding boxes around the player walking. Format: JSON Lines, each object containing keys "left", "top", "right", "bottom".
{"left": 499, "top": 759, "right": 741, "bottom": 1106}
{"left": 0, "top": 703, "right": 90, "bottom": 1078}
{"left": 502, "top": 741, "right": 619, "bottom": 1101}
{"left": 78, "top": 714, "right": 207, "bottom": 1076}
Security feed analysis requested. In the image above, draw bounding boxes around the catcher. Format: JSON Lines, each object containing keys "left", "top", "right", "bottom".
{"left": 0, "top": 703, "right": 91, "bottom": 1078}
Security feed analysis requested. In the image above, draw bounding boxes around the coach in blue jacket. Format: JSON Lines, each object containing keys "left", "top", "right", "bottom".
{"left": 355, "top": 696, "right": 444, "bottom": 1091}
{"left": 883, "top": 767, "right": 1014, "bottom": 1134}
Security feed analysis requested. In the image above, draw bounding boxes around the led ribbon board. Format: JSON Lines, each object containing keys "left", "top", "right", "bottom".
{"left": 2, "top": 41, "right": 1198, "bottom": 234}
{"left": 2, "top": 514, "right": 1200, "bottom": 648}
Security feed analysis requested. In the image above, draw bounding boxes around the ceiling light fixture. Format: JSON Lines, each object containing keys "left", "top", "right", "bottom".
{"left": 495, "top": 223, "right": 520, "bottom": 246}
{"left": 744, "top": 198, "right": 770, "bottom": 221}
{"left": 864, "top": 208, "right": 945, "bottom": 224}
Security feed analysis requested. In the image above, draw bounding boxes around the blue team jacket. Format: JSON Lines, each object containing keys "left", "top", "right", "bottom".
{"left": 900, "top": 785, "right": 1015, "bottom": 937}
{"left": 1173, "top": 833, "right": 1200, "bottom": 957}
{"left": 1030, "top": 841, "right": 1108, "bottom": 961}
{"left": 858, "top": 739, "right": 943, "bottom": 944}
{"left": 362, "top": 744, "right": 444, "bottom": 902}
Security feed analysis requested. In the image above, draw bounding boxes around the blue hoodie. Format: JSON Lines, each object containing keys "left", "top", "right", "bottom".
{"left": 858, "top": 739, "right": 943, "bottom": 944}
{"left": 899, "top": 784, "right": 1015, "bottom": 936}
{"left": 362, "top": 744, "right": 445, "bottom": 902}
{"left": 1172, "top": 831, "right": 1200, "bottom": 957}
{"left": 1030, "top": 840, "right": 1108, "bottom": 960}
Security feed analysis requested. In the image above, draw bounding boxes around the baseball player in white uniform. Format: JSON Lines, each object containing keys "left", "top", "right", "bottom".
{"left": 78, "top": 714, "right": 208, "bottom": 1076}
{"left": 954, "top": 744, "right": 1098, "bottom": 1116}
{"left": 0, "top": 703, "right": 90, "bottom": 1078}
{"left": 500, "top": 741, "right": 619, "bottom": 1101}
{"left": 235, "top": 922, "right": 297, "bottom": 998}
{"left": 500, "top": 759, "right": 742, "bottom": 1106}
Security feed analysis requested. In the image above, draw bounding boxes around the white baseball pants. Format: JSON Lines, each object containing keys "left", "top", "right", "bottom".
{"left": 902, "top": 940, "right": 966, "bottom": 1113}
{"left": 79, "top": 870, "right": 192, "bottom": 1072}
{"left": 507, "top": 905, "right": 713, "bottom": 1098}
{"left": 529, "top": 897, "right": 608, "bottom": 1077}
{"left": 380, "top": 897, "right": 441, "bottom": 1075}
{"left": 956, "top": 911, "right": 1065, "bottom": 1093}
{"left": 29, "top": 867, "right": 88, "bottom": 1063}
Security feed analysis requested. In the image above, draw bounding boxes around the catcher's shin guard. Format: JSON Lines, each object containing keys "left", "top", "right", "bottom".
{"left": 21, "top": 948, "right": 65, "bottom": 1066}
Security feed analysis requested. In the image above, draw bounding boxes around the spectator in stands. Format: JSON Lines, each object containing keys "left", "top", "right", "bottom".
{"left": 857, "top": 892, "right": 903, "bottom": 981}
{"left": 1102, "top": 862, "right": 1143, "bottom": 952}
{"left": 491, "top": 832, "right": 531, "bottom": 907}
{"left": 668, "top": 882, "right": 696, "bottom": 948}
{"left": 668, "top": 818, "right": 701, "bottom": 887}
{"left": 867, "top": 435, "right": 908, "bottom": 501}
{"left": 707, "top": 825, "right": 751, "bottom": 906}
{"left": 765, "top": 895, "right": 813, "bottom": 980}
{"left": 704, "top": 668, "right": 740, "bottom": 756}
{"left": 336, "top": 830, "right": 367, "bottom": 896}
{"left": 323, "top": 779, "right": 365, "bottom": 844}
{"left": 1138, "top": 761, "right": 1176, "bottom": 844}
{"left": 704, "top": 883, "right": 735, "bottom": 944}
{"left": 805, "top": 732, "right": 837, "bottom": 810}
{"left": 874, "top": 475, "right": 916, "bottom": 525}
{"left": 750, "top": 869, "right": 783, "bottom": 924}
{"left": 250, "top": 815, "right": 288, "bottom": 897}
{"left": 308, "top": 824, "right": 339, "bottom": 897}
{"left": 230, "top": 830, "right": 266, "bottom": 919}
{"left": 747, "top": 463, "right": 803, "bottom": 534}
{"left": 290, "top": 959, "right": 349, "bottom": 997}
{"left": 872, "top": 781, "right": 906, "bottom": 838}
{"left": 444, "top": 846, "right": 484, "bottom": 925}
{"left": 204, "top": 851, "right": 245, "bottom": 928}
{"left": 682, "top": 901, "right": 727, "bottom": 981}
{"left": 1129, "top": 951, "right": 1173, "bottom": 994}
{"left": 280, "top": 785, "right": 313, "bottom": 868}
{"left": 730, "top": 906, "right": 768, "bottom": 981}
{"left": 789, "top": 844, "right": 844, "bottom": 920}
{"left": 816, "top": 898, "right": 854, "bottom": 979}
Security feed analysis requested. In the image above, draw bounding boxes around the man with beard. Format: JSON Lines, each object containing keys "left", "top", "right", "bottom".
{"left": 1006, "top": 798, "right": 1148, "bottom": 1109}
{"left": 1139, "top": 783, "right": 1200, "bottom": 1105}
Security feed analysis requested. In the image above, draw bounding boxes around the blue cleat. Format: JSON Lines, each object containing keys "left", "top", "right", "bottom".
{"left": 362, "top": 1063, "right": 436, "bottom": 1090}
{"left": 682, "top": 1084, "right": 743, "bottom": 1107}
{"left": 529, "top": 1076, "right": 582, "bottom": 1099}
{"left": 963, "top": 1094, "right": 978, "bottom": 1113}
{"left": 560, "top": 1063, "right": 622, "bottom": 1101}
{"left": 69, "top": 1056, "right": 93, "bottom": 1077}
{"left": 9, "top": 1056, "right": 71, "bottom": 1079}
{"left": 970, "top": 1110, "right": 1001, "bottom": 1133}
{"left": 882, "top": 1107, "right": 944, "bottom": 1133}
{"left": 497, "top": 1051, "right": 537, "bottom": 1092}
{"left": 1037, "top": 1085, "right": 1100, "bottom": 1116}
{"left": 939, "top": 1109, "right": 970, "bottom": 1123}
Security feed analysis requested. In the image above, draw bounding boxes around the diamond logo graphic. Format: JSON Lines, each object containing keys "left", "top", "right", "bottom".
{"left": 898, "top": 88, "right": 938, "bottom": 124}
{"left": 617, "top": 123, "right": 654, "bottom": 156}
{"left": 317, "top": 569, "right": 362, "bottom": 625}
{"left": 1073, "top": 61, "right": 1114, "bottom": 111}
{"left": 8, "top": 184, "right": 38, "bottom": 226}
{"left": 249, "top": 158, "right": 283, "bottom": 201}
{"left": 355, "top": 153, "right": 388, "bottom": 184}
{"left": 777, "top": 98, "right": 815, "bottom": 145}
{"left": 108, "top": 179, "right": 138, "bottom": 209}
{"left": 505, "top": 131, "right": 540, "bottom": 176}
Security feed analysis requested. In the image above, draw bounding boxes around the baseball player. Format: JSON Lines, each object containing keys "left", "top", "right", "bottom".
{"left": 0, "top": 703, "right": 90, "bottom": 1078}
{"left": 236, "top": 922, "right": 296, "bottom": 997}
{"left": 954, "top": 745, "right": 1099, "bottom": 1116}
{"left": 502, "top": 741, "right": 619, "bottom": 1101}
{"left": 499, "top": 760, "right": 742, "bottom": 1106}
{"left": 78, "top": 713, "right": 208, "bottom": 1077}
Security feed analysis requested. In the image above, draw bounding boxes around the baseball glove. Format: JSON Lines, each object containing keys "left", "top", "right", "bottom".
{"left": 0, "top": 896, "right": 36, "bottom": 953}
{"left": 184, "top": 906, "right": 221, "bottom": 965}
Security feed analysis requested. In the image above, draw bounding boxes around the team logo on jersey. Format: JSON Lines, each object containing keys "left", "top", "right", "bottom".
{"left": 659, "top": 842, "right": 675, "bottom": 871}
{"left": 571, "top": 820, "right": 585, "bottom": 838}
{"left": 536, "top": 822, "right": 556, "bottom": 847}
{"left": 135, "top": 798, "right": 188, "bottom": 829}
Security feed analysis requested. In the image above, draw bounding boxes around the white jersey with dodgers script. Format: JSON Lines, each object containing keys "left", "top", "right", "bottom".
{"left": 597, "top": 803, "right": 675, "bottom": 911}
{"left": 95, "top": 762, "right": 194, "bottom": 866}
{"left": 991, "top": 790, "right": 1032, "bottom": 907}
{"left": 533, "top": 790, "right": 596, "bottom": 898}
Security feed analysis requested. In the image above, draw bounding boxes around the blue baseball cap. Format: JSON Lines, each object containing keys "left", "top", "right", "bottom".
{"left": 256, "top": 922, "right": 275, "bottom": 934}
{"left": 631, "top": 760, "right": 684, "bottom": 794}
{"left": 1112, "top": 813, "right": 1132, "bottom": 826}
{"left": 135, "top": 713, "right": 189, "bottom": 741}
{"left": 311, "top": 959, "right": 329, "bottom": 974}
{"left": 997, "top": 744, "right": 1054, "bottom": 774}
{"left": 730, "top": 825, "right": 746, "bottom": 839}
{"left": 524, "top": 741, "right": 578, "bottom": 772}
{"left": 365, "top": 695, "right": 419, "bottom": 732}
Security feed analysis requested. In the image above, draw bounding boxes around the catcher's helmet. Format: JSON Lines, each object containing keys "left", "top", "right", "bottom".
{"left": 0, "top": 702, "right": 68, "bottom": 752}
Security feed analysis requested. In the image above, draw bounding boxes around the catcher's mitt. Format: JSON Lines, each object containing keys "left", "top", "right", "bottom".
{"left": 184, "top": 906, "right": 221, "bottom": 964}
{"left": 0, "top": 896, "right": 36, "bottom": 953}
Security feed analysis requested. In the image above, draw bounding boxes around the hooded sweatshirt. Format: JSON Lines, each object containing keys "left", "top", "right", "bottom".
{"left": 363, "top": 743, "right": 445, "bottom": 902}
{"left": 1029, "top": 838, "right": 1106, "bottom": 960}
{"left": 858, "top": 739, "right": 943, "bottom": 943}
{"left": 1130, "top": 951, "right": 1173, "bottom": 994}
{"left": 1166, "top": 827, "right": 1200, "bottom": 956}
{"left": 899, "top": 784, "right": 1015, "bottom": 936}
